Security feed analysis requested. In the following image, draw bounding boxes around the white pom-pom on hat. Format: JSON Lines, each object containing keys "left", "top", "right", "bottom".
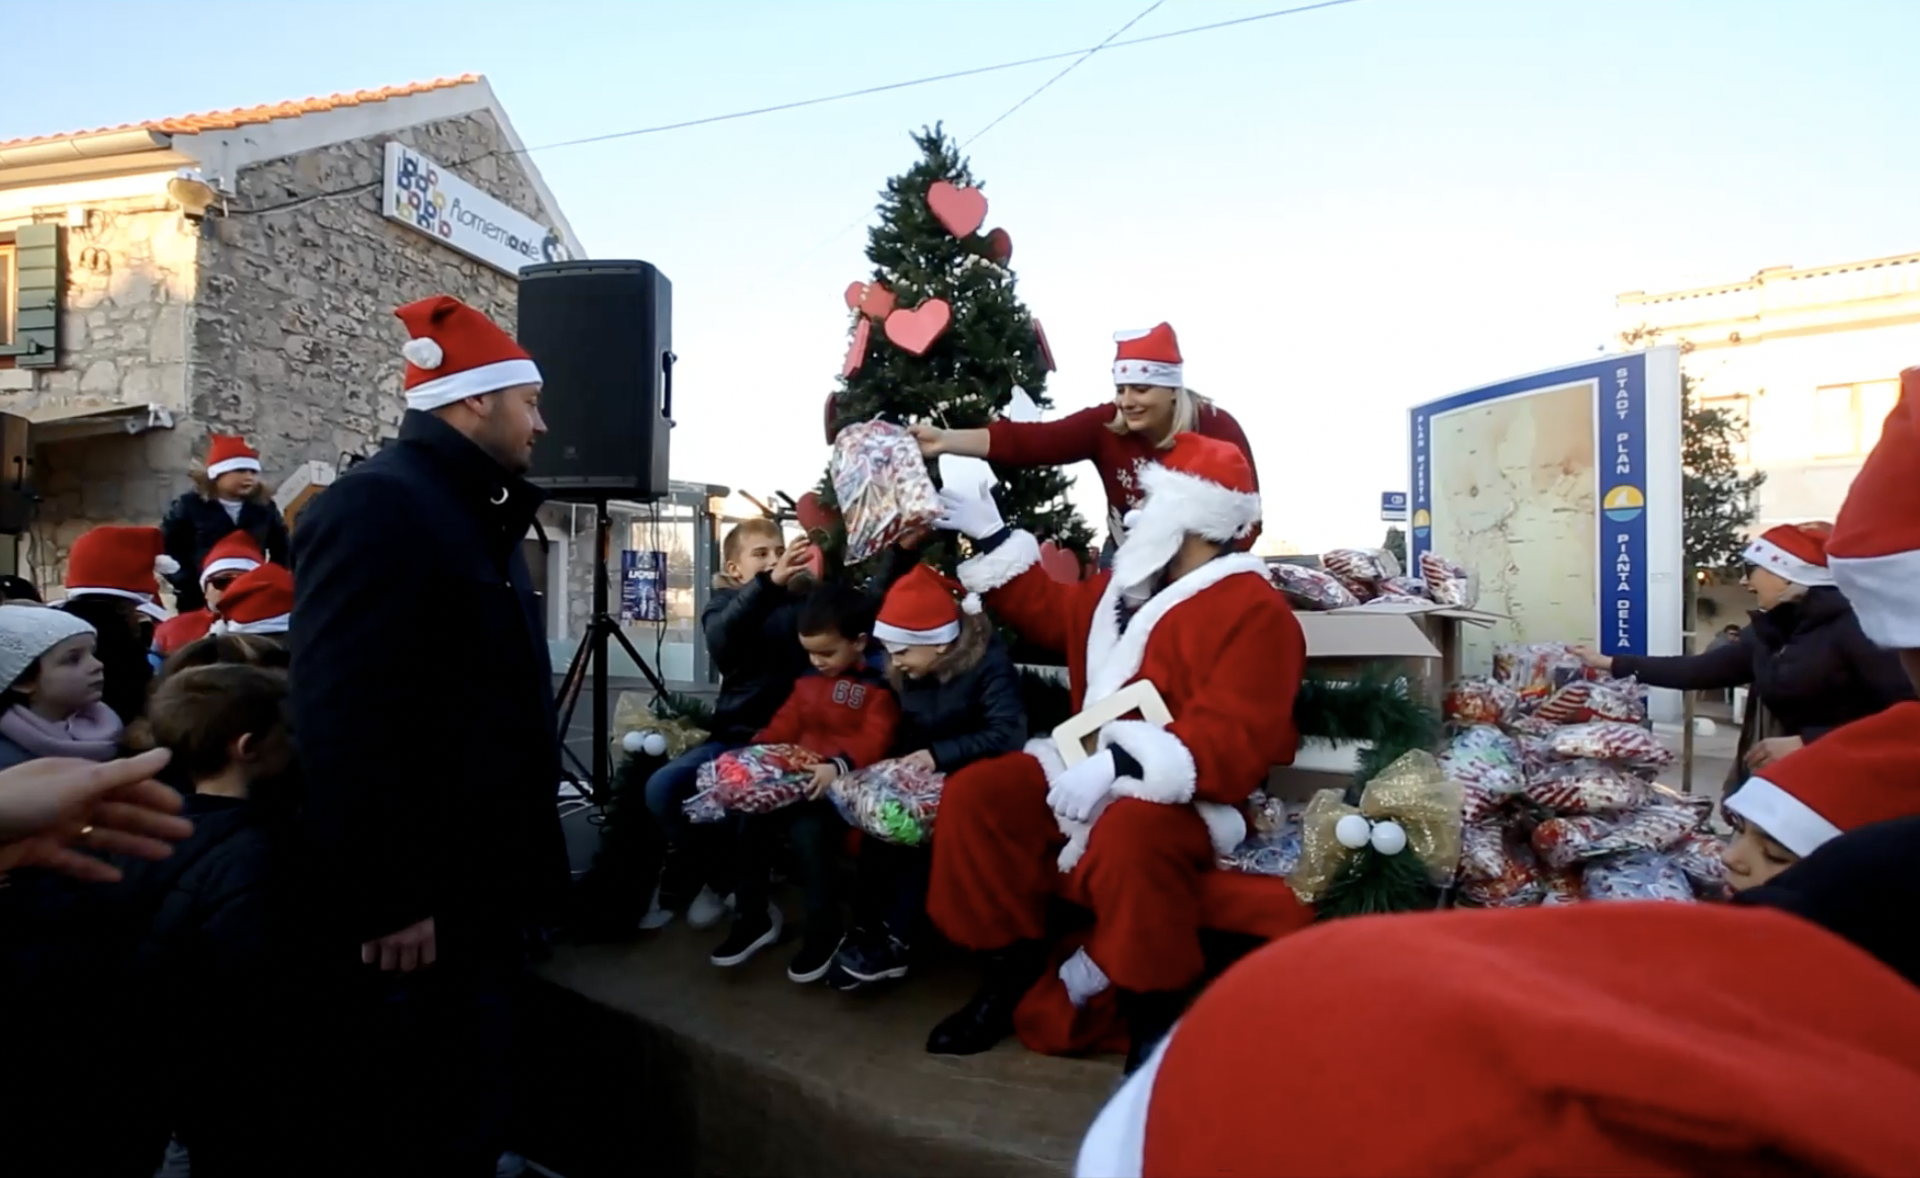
{"left": 154, "top": 555, "right": 180, "bottom": 577}
{"left": 961, "top": 592, "right": 983, "bottom": 616}
{"left": 401, "top": 337, "right": 445, "bottom": 370}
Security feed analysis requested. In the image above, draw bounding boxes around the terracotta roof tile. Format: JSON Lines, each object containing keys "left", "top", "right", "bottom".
{"left": 0, "top": 75, "right": 482, "bottom": 151}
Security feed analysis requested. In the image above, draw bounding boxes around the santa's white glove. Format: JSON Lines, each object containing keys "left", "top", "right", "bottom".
{"left": 935, "top": 486, "right": 1005, "bottom": 541}
{"left": 1048, "top": 749, "right": 1117, "bottom": 823}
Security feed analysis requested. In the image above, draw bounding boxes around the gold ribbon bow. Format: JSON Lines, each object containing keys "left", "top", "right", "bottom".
{"left": 1287, "top": 750, "right": 1463, "bottom": 904}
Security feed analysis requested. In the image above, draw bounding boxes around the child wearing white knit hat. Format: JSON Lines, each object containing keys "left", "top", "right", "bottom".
{"left": 0, "top": 604, "right": 121, "bottom": 768}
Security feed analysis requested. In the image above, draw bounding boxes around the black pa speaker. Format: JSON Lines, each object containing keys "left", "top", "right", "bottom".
{"left": 517, "top": 260, "right": 673, "bottom": 499}
{"left": 0, "top": 414, "right": 34, "bottom": 534}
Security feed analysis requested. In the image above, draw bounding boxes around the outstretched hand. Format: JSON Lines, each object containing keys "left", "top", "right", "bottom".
{"left": 0, "top": 749, "right": 192, "bottom": 884}
{"left": 907, "top": 423, "right": 946, "bottom": 458}
{"left": 771, "top": 535, "right": 813, "bottom": 586}
{"left": 935, "top": 487, "right": 1005, "bottom": 541}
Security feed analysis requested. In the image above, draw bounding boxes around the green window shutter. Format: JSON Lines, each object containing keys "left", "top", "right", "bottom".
{"left": 10, "top": 223, "right": 64, "bottom": 369}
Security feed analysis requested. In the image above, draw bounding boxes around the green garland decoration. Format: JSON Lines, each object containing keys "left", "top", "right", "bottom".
{"left": 1292, "top": 669, "right": 1442, "bottom": 795}
{"left": 1315, "top": 844, "right": 1438, "bottom": 921}
{"left": 653, "top": 691, "right": 714, "bottom": 729}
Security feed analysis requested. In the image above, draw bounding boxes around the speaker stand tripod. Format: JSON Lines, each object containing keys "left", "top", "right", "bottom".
{"left": 555, "top": 499, "right": 671, "bottom": 807}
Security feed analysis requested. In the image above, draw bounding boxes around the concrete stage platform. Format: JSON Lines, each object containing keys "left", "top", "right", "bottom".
{"left": 515, "top": 911, "right": 1118, "bottom": 1178}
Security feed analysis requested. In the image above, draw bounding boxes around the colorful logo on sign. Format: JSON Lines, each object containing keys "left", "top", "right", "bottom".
{"left": 1412, "top": 508, "right": 1431, "bottom": 538}
{"left": 392, "top": 149, "right": 452, "bottom": 240}
{"left": 1603, "top": 485, "right": 1645, "bottom": 522}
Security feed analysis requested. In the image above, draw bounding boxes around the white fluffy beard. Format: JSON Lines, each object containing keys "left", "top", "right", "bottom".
{"left": 1109, "top": 510, "right": 1188, "bottom": 605}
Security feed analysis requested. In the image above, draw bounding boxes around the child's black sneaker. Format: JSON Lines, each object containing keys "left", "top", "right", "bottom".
{"left": 835, "top": 932, "right": 911, "bottom": 985}
{"left": 786, "top": 930, "right": 846, "bottom": 984}
{"left": 710, "top": 903, "right": 783, "bottom": 968}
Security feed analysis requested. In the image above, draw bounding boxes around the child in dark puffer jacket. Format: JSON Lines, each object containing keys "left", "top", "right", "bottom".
{"left": 831, "top": 564, "right": 1026, "bottom": 990}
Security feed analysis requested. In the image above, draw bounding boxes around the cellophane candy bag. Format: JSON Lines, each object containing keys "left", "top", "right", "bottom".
{"left": 1459, "top": 839, "right": 1545, "bottom": 908}
{"left": 1493, "top": 642, "right": 1593, "bottom": 703}
{"left": 1322, "top": 548, "right": 1401, "bottom": 599}
{"left": 1547, "top": 722, "right": 1675, "bottom": 772}
{"left": 1269, "top": 563, "right": 1360, "bottom": 611}
{"left": 1418, "top": 551, "right": 1479, "bottom": 608}
{"left": 830, "top": 420, "right": 943, "bottom": 562}
{"left": 1531, "top": 802, "right": 1700, "bottom": 871}
{"left": 1245, "top": 790, "right": 1290, "bottom": 835}
{"left": 1459, "top": 823, "right": 1511, "bottom": 880}
{"left": 1583, "top": 851, "right": 1694, "bottom": 903}
{"left": 1440, "top": 726, "right": 1526, "bottom": 821}
{"left": 1381, "top": 575, "right": 1431, "bottom": 600}
{"left": 1445, "top": 678, "right": 1519, "bottom": 727}
{"left": 1524, "top": 759, "right": 1650, "bottom": 815}
{"left": 1669, "top": 831, "right": 1731, "bottom": 898}
{"left": 1540, "top": 867, "right": 1587, "bottom": 906}
{"left": 698, "top": 743, "right": 822, "bottom": 816}
{"left": 1223, "top": 825, "right": 1303, "bottom": 878}
{"left": 830, "top": 756, "right": 944, "bottom": 846}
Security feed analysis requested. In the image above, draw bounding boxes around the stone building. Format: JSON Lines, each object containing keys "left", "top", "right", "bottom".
{"left": 0, "top": 75, "right": 586, "bottom": 612}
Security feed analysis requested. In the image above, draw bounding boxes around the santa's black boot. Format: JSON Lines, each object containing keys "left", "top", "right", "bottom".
{"left": 1119, "top": 989, "right": 1187, "bottom": 1076}
{"left": 926, "top": 940, "right": 1048, "bottom": 1056}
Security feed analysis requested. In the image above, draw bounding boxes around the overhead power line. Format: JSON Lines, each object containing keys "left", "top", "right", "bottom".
{"left": 963, "top": 0, "right": 1167, "bottom": 147}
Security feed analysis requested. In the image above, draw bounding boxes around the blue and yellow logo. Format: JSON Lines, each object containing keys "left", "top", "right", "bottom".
{"left": 392, "top": 150, "right": 452, "bottom": 241}
{"left": 1412, "top": 508, "right": 1430, "bottom": 538}
{"left": 1603, "top": 485, "right": 1645, "bottom": 523}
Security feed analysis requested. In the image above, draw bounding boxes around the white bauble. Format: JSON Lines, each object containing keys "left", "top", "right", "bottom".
{"left": 641, "top": 731, "right": 669, "bottom": 757}
{"left": 621, "top": 730, "right": 646, "bottom": 753}
{"left": 1334, "top": 813, "right": 1373, "bottom": 850}
{"left": 1370, "top": 819, "right": 1409, "bottom": 856}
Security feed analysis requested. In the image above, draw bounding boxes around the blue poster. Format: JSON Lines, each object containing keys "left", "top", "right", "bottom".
{"left": 1380, "top": 491, "right": 1409, "bottom": 522}
{"left": 1409, "top": 350, "right": 1681, "bottom": 661}
{"left": 620, "top": 550, "right": 667, "bottom": 624}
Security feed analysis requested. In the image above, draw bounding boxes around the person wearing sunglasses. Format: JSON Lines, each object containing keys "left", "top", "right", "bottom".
{"left": 152, "top": 533, "right": 265, "bottom": 661}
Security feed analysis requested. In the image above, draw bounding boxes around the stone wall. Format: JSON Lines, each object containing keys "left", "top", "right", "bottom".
{"left": 2, "top": 200, "right": 200, "bottom": 586}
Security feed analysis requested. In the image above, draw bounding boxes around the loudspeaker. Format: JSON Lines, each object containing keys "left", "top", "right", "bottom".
{"left": 0, "top": 414, "right": 34, "bottom": 535}
{"left": 517, "top": 260, "right": 673, "bottom": 499}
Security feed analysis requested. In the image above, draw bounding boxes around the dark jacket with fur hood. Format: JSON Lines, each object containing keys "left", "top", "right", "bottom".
{"left": 161, "top": 478, "right": 292, "bottom": 613}
{"left": 889, "top": 613, "right": 1026, "bottom": 773}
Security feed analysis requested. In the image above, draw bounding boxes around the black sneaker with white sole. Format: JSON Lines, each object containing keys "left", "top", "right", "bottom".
{"left": 834, "top": 931, "right": 911, "bottom": 985}
{"left": 786, "top": 931, "right": 846, "bottom": 984}
{"left": 710, "top": 905, "right": 783, "bottom": 968}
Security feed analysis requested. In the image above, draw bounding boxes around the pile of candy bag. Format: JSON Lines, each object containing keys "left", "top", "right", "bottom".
{"left": 829, "top": 420, "right": 944, "bottom": 562}
{"left": 1218, "top": 790, "right": 1304, "bottom": 878}
{"left": 1268, "top": 545, "right": 1479, "bottom": 610}
{"left": 684, "top": 743, "right": 822, "bottom": 822}
{"left": 829, "top": 757, "right": 944, "bottom": 847}
{"left": 1444, "top": 643, "right": 1728, "bottom": 907}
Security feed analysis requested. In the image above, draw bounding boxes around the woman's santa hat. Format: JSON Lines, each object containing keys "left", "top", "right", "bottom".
{"left": 199, "top": 532, "right": 264, "bottom": 586}
{"left": 65, "top": 525, "right": 175, "bottom": 621}
{"left": 211, "top": 564, "right": 294, "bottom": 636}
{"left": 1829, "top": 365, "right": 1920, "bottom": 648}
{"left": 1076, "top": 903, "right": 1920, "bottom": 1178}
{"left": 1725, "top": 701, "right": 1920, "bottom": 858}
{"left": 1743, "top": 521, "right": 1835, "bottom": 588}
{"left": 1112, "top": 323, "right": 1183, "bottom": 389}
{"left": 874, "top": 563, "right": 979, "bottom": 648}
{"left": 394, "top": 295, "right": 542, "bottom": 412}
{"left": 204, "top": 434, "right": 261, "bottom": 481}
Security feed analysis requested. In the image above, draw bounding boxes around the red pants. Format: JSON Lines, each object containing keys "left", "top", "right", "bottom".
{"left": 927, "top": 751, "right": 1215, "bottom": 994}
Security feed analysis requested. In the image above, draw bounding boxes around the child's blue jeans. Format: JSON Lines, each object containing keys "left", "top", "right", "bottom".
{"left": 645, "top": 740, "right": 734, "bottom": 837}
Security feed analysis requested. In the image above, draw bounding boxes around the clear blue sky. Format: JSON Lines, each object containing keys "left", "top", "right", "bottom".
{"left": 5, "top": 0, "right": 1916, "bottom": 549}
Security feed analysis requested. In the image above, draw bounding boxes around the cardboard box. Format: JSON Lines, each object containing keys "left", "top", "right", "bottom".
{"left": 276, "top": 460, "right": 337, "bottom": 532}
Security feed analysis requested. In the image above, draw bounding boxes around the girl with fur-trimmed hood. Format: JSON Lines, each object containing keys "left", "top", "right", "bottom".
{"left": 829, "top": 563, "right": 1026, "bottom": 991}
{"left": 160, "top": 435, "right": 291, "bottom": 614}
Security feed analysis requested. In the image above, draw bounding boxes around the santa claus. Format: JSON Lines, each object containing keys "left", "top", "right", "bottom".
{"left": 924, "top": 432, "right": 1306, "bottom": 1071}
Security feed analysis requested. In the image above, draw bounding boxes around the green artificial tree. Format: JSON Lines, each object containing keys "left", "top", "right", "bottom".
{"left": 817, "top": 125, "right": 1093, "bottom": 580}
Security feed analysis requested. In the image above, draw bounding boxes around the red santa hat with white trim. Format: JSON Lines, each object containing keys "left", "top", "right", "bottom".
{"left": 65, "top": 525, "right": 176, "bottom": 621}
{"left": 873, "top": 563, "right": 978, "bottom": 648}
{"left": 1076, "top": 903, "right": 1920, "bottom": 1178}
{"left": 1724, "top": 701, "right": 1920, "bottom": 858}
{"left": 1743, "top": 521, "right": 1835, "bottom": 587}
{"left": 1112, "top": 323, "right": 1183, "bottom": 389}
{"left": 199, "top": 531, "right": 264, "bottom": 587}
{"left": 204, "top": 434, "right": 261, "bottom": 481}
{"left": 1829, "top": 365, "right": 1920, "bottom": 649}
{"left": 1133, "top": 434, "right": 1262, "bottom": 543}
{"left": 394, "top": 295, "right": 542, "bottom": 412}
{"left": 211, "top": 563, "right": 293, "bottom": 636}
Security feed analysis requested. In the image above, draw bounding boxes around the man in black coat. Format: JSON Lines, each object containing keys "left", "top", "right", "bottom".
{"left": 290, "top": 295, "right": 564, "bottom": 1177}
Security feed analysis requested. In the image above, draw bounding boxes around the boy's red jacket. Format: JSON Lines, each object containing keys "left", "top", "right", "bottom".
{"left": 754, "top": 660, "right": 899, "bottom": 775}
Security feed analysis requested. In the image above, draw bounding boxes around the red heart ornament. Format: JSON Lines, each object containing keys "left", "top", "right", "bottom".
{"left": 843, "top": 281, "right": 867, "bottom": 312}
{"left": 1039, "top": 540, "right": 1082, "bottom": 583}
{"left": 1033, "top": 318, "right": 1057, "bottom": 372}
{"left": 823, "top": 393, "right": 840, "bottom": 443}
{"left": 840, "top": 317, "right": 870, "bottom": 379}
{"left": 861, "top": 283, "right": 896, "bottom": 321}
{"left": 884, "top": 299, "right": 952, "bottom": 356}
{"left": 985, "top": 227, "right": 1013, "bottom": 265}
{"left": 927, "top": 181, "right": 987, "bottom": 238}
{"left": 795, "top": 491, "right": 839, "bottom": 536}
{"left": 804, "top": 546, "right": 826, "bottom": 578}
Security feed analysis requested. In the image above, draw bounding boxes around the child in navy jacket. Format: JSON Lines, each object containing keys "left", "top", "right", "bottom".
{"left": 710, "top": 581, "right": 899, "bottom": 982}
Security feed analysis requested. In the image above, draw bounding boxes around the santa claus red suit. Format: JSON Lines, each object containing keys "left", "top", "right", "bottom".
{"left": 924, "top": 433, "right": 1305, "bottom": 1070}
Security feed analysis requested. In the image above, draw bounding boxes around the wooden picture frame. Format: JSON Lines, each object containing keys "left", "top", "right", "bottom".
{"left": 1053, "top": 679, "right": 1173, "bottom": 767}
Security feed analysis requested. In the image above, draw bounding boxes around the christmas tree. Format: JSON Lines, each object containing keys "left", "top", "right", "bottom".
{"left": 817, "top": 125, "right": 1093, "bottom": 578}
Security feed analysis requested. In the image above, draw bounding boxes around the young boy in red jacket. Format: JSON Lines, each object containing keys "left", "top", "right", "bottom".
{"left": 711, "top": 581, "right": 900, "bottom": 981}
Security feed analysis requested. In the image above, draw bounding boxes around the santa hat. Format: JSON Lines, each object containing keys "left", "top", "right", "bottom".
{"left": 1112, "top": 323, "right": 1183, "bottom": 389}
{"left": 1076, "top": 903, "right": 1920, "bottom": 1178}
{"left": 199, "top": 532, "right": 264, "bottom": 586}
{"left": 394, "top": 294, "right": 542, "bottom": 413}
{"left": 1132, "top": 434, "right": 1262, "bottom": 544}
{"left": 874, "top": 563, "right": 978, "bottom": 648}
{"left": 1743, "top": 521, "right": 1835, "bottom": 587}
{"left": 65, "top": 525, "right": 175, "bottom": 621}
{"left": 211, "top": 564, "right": 293, "bottom": 636}
{"left": 1829, "top": 366, "right": 1920, "bottom": 648}
{"left": 1725, "top": 701, "right": 1920, "bottom": 858}
{"left": 204, "top": 434, "right": 261, "bottom": 481}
